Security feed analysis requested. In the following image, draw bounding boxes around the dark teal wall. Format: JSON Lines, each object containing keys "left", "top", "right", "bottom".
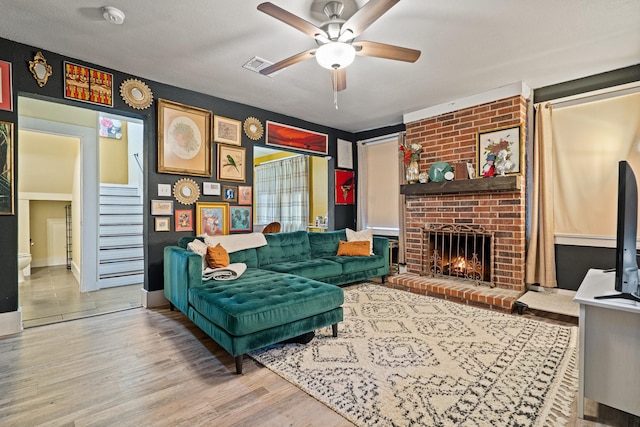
{"left": 0, "top": 37, "right": 360, "bottom": 313}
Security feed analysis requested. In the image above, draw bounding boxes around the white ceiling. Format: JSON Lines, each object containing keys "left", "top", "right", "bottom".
{"left": 0, "top": 0, "right": 638, "bottom": 133}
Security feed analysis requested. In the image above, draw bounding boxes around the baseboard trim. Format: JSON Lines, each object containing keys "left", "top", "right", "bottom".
{"left": 141, "top": 288, "right": 169, "bottom": 309}
{"left": 0, "top": 308, "right": 23, "bottom": 337}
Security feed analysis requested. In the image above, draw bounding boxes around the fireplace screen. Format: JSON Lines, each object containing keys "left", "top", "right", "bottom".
{"left": 422, "top": 224, "right": 493, "bottom": 285}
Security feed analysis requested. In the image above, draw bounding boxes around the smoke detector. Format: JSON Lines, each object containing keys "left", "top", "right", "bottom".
{"left": 102, "top": 6, "right": 125, "bottom": 25}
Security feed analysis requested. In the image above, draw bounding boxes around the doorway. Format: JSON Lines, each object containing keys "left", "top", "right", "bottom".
{"left": 17, "top": 97, "right": 144, "bottom": 326}
{"left": 253, "top": 145, "right": 328, "bottom": 232}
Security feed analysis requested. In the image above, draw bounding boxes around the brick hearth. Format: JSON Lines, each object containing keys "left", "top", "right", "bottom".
{"left": 400, "top": 94, "right": 529, "bottom": 311}
{"left": 386, "top": 273, "right": 520, "bottom": 313}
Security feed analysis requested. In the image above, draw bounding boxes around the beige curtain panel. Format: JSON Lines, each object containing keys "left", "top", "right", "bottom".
{"left": 526, "top": 103, "right": 557, "bottom": 287}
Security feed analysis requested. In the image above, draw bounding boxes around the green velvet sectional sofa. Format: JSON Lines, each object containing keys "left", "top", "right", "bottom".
{"left": 163, "top": 229, "right": 389, "bottom": 373}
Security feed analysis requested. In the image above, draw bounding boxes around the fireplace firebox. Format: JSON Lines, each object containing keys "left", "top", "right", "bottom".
{"left": 422, "top": 224, "right": 494, "bottom": 286}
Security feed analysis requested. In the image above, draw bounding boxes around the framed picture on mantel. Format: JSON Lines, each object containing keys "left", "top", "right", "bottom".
{"left": 477, "top": 124, "right": 523, "bottom": 178}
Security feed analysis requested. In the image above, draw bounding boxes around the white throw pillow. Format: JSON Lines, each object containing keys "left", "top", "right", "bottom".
{"left": 346, "top": 228, "right": 373, "bottom": 255}
{"left": 187, "top": 239, "right": 208, "bottom": 270}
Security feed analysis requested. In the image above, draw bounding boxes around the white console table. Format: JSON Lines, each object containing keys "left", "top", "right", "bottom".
{"left": 574, "top": 269, "right": 640, "bottom": 418}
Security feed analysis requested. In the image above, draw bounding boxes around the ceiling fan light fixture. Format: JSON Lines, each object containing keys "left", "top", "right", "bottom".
{"left": 315, "top": 42, "right": 356, "bottom": 70}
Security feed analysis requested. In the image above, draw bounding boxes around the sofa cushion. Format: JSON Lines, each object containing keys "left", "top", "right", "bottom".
{"left": 206, "top": 243, "right": 230, "bottom": 268}
{"left": 258, "top": 230, "right": 311, "bottom": 266}
{"left": 346, "top": 228, "right": 373, "bottom": 255}
{"left": 308, "top": 230, "right": 347, "bottom": 258}
{"left": 323, "top": 254, "right": 387, "bottom": 274}
{"left": 229, "top": 247, "right": 259, "bottom": 268}
{"left": 336, "top": 240, "right": 370, "bottom": 256}
{"left": 188, "top": 268, "right": 344, "bottom": 336}
{"left": 261, "top": 258, "right": 342, "bottom": 280}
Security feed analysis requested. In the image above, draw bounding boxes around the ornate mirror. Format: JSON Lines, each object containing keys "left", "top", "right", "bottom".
{"left": 173, "top": 178, "right": 200, "bottom": 205}
{"left": 28, "top": 51, "right": 53, "bottom": 87}
{"left": 120, "top": 78, "right": 154, "bottom": 110}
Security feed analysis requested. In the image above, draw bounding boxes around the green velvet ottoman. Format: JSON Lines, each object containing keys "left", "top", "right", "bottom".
{"left": 187, "top": 268, "right": 344, "bottom": 373}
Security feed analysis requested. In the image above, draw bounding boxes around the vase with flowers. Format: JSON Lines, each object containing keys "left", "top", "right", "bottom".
{"left": 399, "top": 141, "right": 422, "bottom": 183}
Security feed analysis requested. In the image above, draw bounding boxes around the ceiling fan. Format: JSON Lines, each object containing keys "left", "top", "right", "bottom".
{"left": 257, "top": 0, "right": 421, "bottom": 95}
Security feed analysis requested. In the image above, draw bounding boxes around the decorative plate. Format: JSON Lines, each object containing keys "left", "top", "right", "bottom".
{"left": 243, "top": 117, "right": 264, "bottom": 140}
{"left": 173, "top": 178, "right": 200, "bottom": 205}
{"left": 120, "top": 78, "right": 153, "bottom": 110}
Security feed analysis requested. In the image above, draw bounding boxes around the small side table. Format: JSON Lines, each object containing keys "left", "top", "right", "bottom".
{"left": 388, "top": 239, "right": 399, "bottom": 275}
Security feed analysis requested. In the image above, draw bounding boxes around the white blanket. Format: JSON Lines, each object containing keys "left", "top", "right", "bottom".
{"left": 202, "top": 232, "right": 267, "bottom": 253}
{"left": 202, "top": 263, "right": 247, "bottom": 281}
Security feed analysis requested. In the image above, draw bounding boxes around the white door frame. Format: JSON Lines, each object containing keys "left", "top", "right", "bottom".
{"left": 19, "top": 117, "right": 99, "bottom": 292}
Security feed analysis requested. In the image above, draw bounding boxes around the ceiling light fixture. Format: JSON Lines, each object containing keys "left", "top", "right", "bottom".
{"left": 315, "top": 42, "right": 356, "bottom": 70}
{"left": 102, "top": 6, "right": 125, "bottom": 25}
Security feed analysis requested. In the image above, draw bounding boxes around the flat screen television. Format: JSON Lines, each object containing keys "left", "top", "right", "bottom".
{"left": 595, "top": 160, "right": 640, "bottom": 302}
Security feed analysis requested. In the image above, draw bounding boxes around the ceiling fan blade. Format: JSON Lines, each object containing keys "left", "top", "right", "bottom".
{"left": 258, "top": 2, "right": 328, "bottom": 39}
{"left": 259, "top": 49, "right": 316, "bottom": 75}
{"left": 339, "top": 0, "right": 400, "bottom": 40}
{"left": 354, "top": 41, "right": 421, "bottom": 62}
{"left": 332, "top": 68, "right": 347, "bottom": 92}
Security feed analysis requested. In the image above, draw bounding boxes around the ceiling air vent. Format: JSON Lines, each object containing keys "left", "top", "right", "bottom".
{"left": 242, "top": 56, "right": 281, "bottom": 77}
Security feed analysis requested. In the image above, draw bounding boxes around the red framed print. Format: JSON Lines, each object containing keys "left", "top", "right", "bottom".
{"left": 230, "top": 206, "right": 252, "bottom": 232}
{"left": 266, "top": 121, "right": 328, "bottom": 155}
{"left": 175, "top": 209, "right": 193, "bottom": 232}
{"left": 0, "top": 60, "right": 13, "bottom": 111}
{"left": 335, "top": 169, "right": 355, "bottom": 205}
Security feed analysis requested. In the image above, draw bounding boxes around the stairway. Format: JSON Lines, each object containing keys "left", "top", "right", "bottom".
{"left": 98, "top": 184, "right": 144, "bottom": 288}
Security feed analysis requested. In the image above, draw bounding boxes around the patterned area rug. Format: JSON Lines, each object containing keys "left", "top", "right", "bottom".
{"left": 250, "top": 284, "right": 578, "bottom": 427}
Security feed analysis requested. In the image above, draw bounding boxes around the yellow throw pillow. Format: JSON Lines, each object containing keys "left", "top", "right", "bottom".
{"left": 336, "top": 240, "right": 370, "bottom": 256}
{"left": 206, "top": 243, "right": 230, "bottom": 268}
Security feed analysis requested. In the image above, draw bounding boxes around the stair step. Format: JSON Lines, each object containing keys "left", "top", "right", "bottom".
{"left": 100, "top": 224, "right": 143, "bottom": 236}
{"left": 100, "top": 214, "right": 143, "bottom": 225}
{"left": 99, "top": 247, "right": 144, "bottom": 261}
{"left": 100, "top": 195, "right": 143, "bottom": 206}
{"left": 100, "top": 185, "right": 140, "bottom": 197}
{"left": 99, "top": 260, "right": 144, "bottom": 276}
{"left": 100, "top": 204, "right": 143, "bottom": 215}
{"left": 99, "top": 274, "right": 144, "bottom": 288}
{"left": 99, "top": 235, "right": 143, "bottom": 249}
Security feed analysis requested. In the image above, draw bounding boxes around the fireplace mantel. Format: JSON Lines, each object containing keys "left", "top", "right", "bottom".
{"left": 400, "top": 175, "right": 521, "bottom": 196}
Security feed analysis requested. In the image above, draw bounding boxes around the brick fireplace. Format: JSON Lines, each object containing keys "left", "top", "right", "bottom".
{"left": 388, "top": 94, "right": 528, "bottom": 312}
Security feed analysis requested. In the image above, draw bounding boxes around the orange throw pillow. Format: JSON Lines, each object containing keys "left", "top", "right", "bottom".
{"left": 206, "top": 243, "right": 230, "bottom": 268}
{"left": 336, "top": 240, "right": 370, "bottom": 256}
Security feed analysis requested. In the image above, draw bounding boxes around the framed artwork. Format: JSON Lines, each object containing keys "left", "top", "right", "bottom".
{"left": 0, "top": 61, "right": 13, "bottom": 111}
{"left": 151, "top": 199, "right": 173, "bottom": 216}
{"left": 203, "top": 182, "right": 221, "bottom": 196}
{"left": 477, "top": 124, "right": 523, "bottom": 178}
{"left": 64, "top": 62, "right": 113, "bottom": 107}
{"left": 337, "top": 138, "right": 353, "bottom": 169}
{"left": 222, "top": 185, "right": 237, "bottom": 202}
{"left": 335, "top": 169, "right": 355, "bottom": 205}
{"left": 217, "top": 145, "right": 246, "bottom": 182}
{"left": 99, "top": 116, "right": 122, "bottom": 139}
{"left": 266, "top": 121, "right": 328, "bottom": 155}
{"left": 214, "top": 115, "right": 241, "bottom": 145}
{"left": 157, "top": 98, "right": 212, "bottom": 177}
{"left": 175, "top": 209, "right": 193, "bottom": 232}
{"left": 238, "top": 185, "right": 252, "bottom": 205}
{"left": 155, "top": 217, "right": 171, "bottom": 232}
{"left": 196, "top": 202, "right": 229, "bottom": 236}
{"left": 0, "top": 122, "right": 14, "bottom": 214}
{"left": 230, "top": 206, "right": 252, "bottom": 232}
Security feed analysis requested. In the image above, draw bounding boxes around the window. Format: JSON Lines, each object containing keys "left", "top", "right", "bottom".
{"left": 357, "top": 136, "right": 400, "bottom": 236}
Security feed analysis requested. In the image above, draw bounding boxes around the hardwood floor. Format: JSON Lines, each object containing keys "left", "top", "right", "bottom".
{"left": 1, "top": 288, "right": 639, "bottom": 426}
{"left": 19, "top": 266, "right": 142, "bottom": 328}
